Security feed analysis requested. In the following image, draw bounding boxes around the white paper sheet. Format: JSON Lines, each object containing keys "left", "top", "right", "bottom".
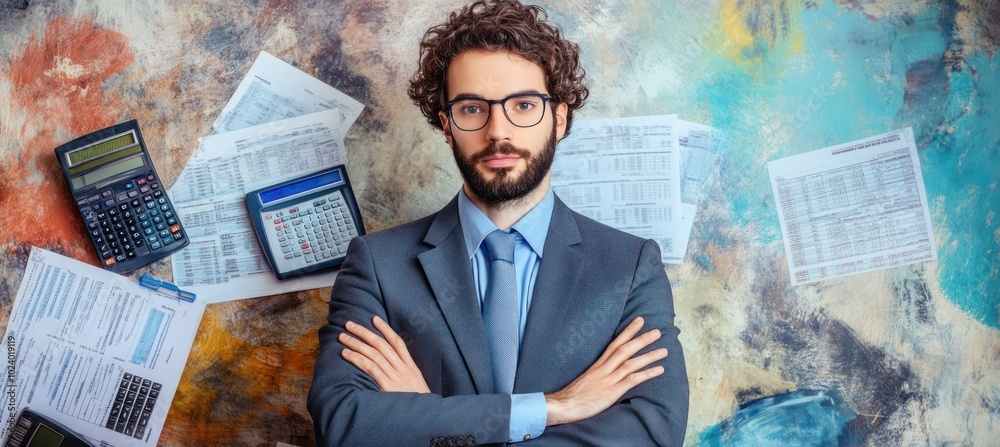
{"left": 677, "top": 119, "right": 721, "bottom": 206}
{"left": 2, "top": 247, "right": 205, "bottom": 447}
{"left": 169, "top": 110, "right": 346, "bottom": 303}
{"left": 768, "top": 127, "right": 938, "bottom": 285}
{"left": 212, "top": 51, "right": 364, "bottom": 134}
{"left": 551, "top": 115, "right": 683, "bottom": 263}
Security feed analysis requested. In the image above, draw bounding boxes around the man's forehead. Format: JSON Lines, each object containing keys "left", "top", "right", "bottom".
{"left": 445, "top": 49, "right": 548, "bottom": 98}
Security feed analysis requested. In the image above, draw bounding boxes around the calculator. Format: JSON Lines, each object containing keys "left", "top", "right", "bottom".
{"left": 4, "top": 408, "right": 94, "bottom": 447}
{"left": 246, "top": 165, "right": 365, "bottom": 280}
{"left": 55, "top": 120, "right": 188, "bottom": 273}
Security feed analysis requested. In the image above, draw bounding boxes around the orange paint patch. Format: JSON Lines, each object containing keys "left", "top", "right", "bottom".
{"left": 162, "top": 295, "right": 327, "bottom": 445}
{"left": 3, "top": 17, "right": 134, "bottom": 261}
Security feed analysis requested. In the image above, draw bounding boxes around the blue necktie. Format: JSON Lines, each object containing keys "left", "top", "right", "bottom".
{"left": 482, "top": 229, "right": 519, "bottom": 394}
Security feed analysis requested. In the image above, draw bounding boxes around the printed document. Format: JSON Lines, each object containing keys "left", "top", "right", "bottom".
{"left": 677, "top": 119, "right": 721, "bottom": 206}
{"left": 768, "top": 127, "right": 937, "bottom": 285}
{"left": 213, "top": 51, "right": 364, "bottom": 134}
{"left": 551, "top": 115, "right": 683, "bottom": 263}
{"left": 169, "top": 110, "right": 347, "bottom": 303}
{"left": 2, "top": 247, "right": 205, "bottom": 447}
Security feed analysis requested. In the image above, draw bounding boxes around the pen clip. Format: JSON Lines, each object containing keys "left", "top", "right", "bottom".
{"left": 139, "top": 274, "right": 196, "bottom": 303}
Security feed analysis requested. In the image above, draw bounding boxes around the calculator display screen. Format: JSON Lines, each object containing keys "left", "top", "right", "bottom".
{"left": 70, "top": 154, "right": 146, "bottom": 190}
{"left": 25, "top": 423, "right": 65, "bottom": 446}
{"left": 68, "top": 132, "right": 136, "bottom": 166}
{"left": 260, "top": 169, "right": 343, "bottom": 205}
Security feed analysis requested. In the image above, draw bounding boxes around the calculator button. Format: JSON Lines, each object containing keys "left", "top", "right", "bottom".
{"left": 173, "top": 232, "right": 184, "bottom": 241}
{"left": 137, "top": 178, "right": 146, "bottom": 186}
{"left": 125, "top": 182, "right": 134, "bottom": 189}
{"left": 150, "top": 241, "right": 162, "bottom": 250}
{"left": 151, "top": 182, "right": 160, "bottom": 189}
{"left": 140, "top": 186, "right": 150, "bottom": 193}
{"left": 102, "top": 190, "right": 114, "bottom": 198}
{"left": 105, "top": 257, "right": 116, "bottom": 266}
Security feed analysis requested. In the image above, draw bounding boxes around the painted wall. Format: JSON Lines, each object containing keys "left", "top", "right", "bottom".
{"left": 1, "top": 0, "right": 996, "bottom": 445}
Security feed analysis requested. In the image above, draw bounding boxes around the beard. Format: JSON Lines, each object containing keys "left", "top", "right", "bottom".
{"left": 451, "top": 123, "right": 557, "bottom": 208}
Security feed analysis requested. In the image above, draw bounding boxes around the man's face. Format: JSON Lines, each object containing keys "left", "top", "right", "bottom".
{"left": 439, "top": 50, "right": 568, "bottom": 207}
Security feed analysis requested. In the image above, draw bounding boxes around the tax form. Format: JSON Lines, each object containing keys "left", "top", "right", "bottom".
{"left": 768, "top": 127, "right": 937, "bottom": 285}
{"left": 550, "top": 115, "right": 683, "bottom": 263}
{"left": 2, "top": 247, "right": 205, "bottom": 447}
{"left": 169, "top": 110, "right": 347, "bottom": 303}
{"left": 213, "top": 51, "right": 364, "bottom": 134}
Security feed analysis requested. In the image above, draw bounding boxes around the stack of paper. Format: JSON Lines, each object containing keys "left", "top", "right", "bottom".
{"left": 551, "top": 115, "right": 721, "bottom": 264}
{"left": 168, "top": 51, "right": 365, "bottom": 303}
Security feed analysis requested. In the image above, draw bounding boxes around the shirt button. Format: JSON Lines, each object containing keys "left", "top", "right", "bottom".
{"left": 523, "top": 434, "right": 531, "bottom": 441}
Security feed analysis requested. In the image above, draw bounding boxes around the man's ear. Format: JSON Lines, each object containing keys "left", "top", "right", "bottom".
{"left": 439, "top": 111, "right": 454, "bottom": 145}
{"left": 554, "top": 102, "right": 568, "bottom": 141}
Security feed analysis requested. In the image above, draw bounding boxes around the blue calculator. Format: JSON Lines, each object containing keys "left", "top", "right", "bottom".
{"left": 55, "top": 120, "right": 188, "bottom": 273}
{"left": 246, "top": 165, "right": 365, "bottom": 279}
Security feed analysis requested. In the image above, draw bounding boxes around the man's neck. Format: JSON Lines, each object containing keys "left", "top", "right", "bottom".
{"left": 464, "top": 177, "right": 550, "bottom": 231}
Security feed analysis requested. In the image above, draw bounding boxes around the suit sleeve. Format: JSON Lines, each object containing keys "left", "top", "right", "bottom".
{"left": 308, "top": 236, "right": 511, "bottom": 447}
{"left": 532, "top": 239, "right": 689, "bottom": 446}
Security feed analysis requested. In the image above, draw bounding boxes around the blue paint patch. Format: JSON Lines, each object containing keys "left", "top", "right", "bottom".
{"left": 699, "top": 390, "right": 856, "bottom": 447}
{"left": 921, "top": 49, "right": 1000, "bottom": 328}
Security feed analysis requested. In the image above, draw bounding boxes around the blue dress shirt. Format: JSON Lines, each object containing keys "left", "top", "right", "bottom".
{"left": 458, "top": 188, "right": 553, "bottom": 443}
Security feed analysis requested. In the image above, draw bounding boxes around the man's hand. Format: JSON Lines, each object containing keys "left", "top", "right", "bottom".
{"left": 339, "top": 316, "right": 431, "bottom": 394}
{"left": 544, "top": 316, "right": 668, "bottom": 426}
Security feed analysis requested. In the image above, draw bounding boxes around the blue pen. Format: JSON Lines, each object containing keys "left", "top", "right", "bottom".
{"left": 139, "top": 274, "right": 197, "bottom": 302}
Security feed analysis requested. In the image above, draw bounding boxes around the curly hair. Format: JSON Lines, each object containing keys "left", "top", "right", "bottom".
{"left": 407, "top": 0, "right": 589, "bottom": 137}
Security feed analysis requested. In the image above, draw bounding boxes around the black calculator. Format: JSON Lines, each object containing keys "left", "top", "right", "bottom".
{"left": 55, "top": 120, "right": 188, "bottom": 273}
{"left": 4, "top": 408, "right": 94, "bottom": 447}
{"left": 246, "top": 165, "right": 365, "bottom": 279}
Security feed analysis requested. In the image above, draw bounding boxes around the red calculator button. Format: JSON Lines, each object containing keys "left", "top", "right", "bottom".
{"left": 105, "top": 257, "right": 116, "bottom": 266}
{"left": 170, "top": 224, "right": 181, "bottom": 233}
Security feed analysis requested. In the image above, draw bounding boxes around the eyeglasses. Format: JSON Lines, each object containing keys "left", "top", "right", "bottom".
{"left": 445, "top": 93, "right": 552, "bottom": 132}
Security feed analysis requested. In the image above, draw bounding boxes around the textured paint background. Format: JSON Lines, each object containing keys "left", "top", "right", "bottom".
{"left": 0, "top": 0, "right": 997, "bottom": 446}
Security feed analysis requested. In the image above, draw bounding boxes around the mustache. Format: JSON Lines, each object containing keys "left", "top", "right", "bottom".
{"left": 468, "top": 142, "right": 532, "bottom": 163}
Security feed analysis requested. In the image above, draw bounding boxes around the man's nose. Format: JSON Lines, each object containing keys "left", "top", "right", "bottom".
{"left": 484, "top": 102, "right": 513, "bottom": 142}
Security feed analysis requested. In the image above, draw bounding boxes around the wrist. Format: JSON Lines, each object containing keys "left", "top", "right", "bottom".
{"left": 543, "top": 392, "right": 568, "bottom": 426}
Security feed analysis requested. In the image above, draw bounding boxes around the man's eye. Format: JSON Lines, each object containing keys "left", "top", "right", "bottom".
{"left": 513, "top": 101, "right": 535, "bottom": 111}
{"left": 460, "top": 104, "right": 485, "bottom": 115}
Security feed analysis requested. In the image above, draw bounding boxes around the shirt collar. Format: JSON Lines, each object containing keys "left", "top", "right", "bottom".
{"left": 457, "top": 187, "right": 555, "bottom": 260}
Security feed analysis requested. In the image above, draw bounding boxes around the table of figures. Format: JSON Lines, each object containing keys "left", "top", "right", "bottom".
{"left": 774, "top": 146, "right": 935, "bottom": 285}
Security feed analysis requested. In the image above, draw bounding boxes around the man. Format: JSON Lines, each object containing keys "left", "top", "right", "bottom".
{"left": 308, "top": 1, "right": 688, "bottom": 445}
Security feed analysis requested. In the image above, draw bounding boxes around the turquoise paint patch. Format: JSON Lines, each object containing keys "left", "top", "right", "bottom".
{"left": 922, "top": 50, "right": 1000, "bottom": 328}
{"left": 699, "top": 390, "right": 856, "bottom": 446}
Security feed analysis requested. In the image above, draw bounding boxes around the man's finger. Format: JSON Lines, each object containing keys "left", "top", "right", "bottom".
{"left": 341, "top": 348, "right": 389, "bottom": 386}
{"left": 599, "top": 328, "right": 661, "bottom": 376}
{"left": 372, "top": 316, "right": 417, "bottom": 367}
{"left": 338, "top": 332, "right": 394, "bottom": 375}
{"left": 346, "top": 320, "right": 403, "bottom": 364}
{"left": 595, "top": 316, "right": 645, "bottom": 365}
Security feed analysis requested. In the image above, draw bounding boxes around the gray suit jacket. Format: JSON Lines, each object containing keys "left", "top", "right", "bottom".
{"left": 308, "top": 195, "right": 688, "bottom": 446}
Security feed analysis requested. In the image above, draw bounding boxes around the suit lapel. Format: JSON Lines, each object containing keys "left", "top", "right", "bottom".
{"left": 417, "top": 197, "right": 494, "bottom": 394}
{"left": 514, "top": 198, "right": 584, "bottom": 392}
